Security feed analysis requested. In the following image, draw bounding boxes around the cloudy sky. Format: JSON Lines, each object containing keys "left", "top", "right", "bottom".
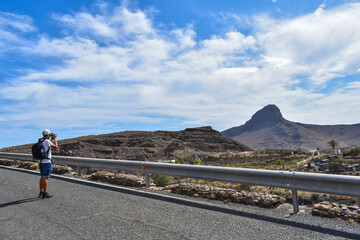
{"left": 1, "top": 0, "right": 360, "bottom": 147}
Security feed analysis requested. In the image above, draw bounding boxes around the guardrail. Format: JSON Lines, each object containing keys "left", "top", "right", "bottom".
{"left": 1, "top": 152, "right": 360, "bottom": 213}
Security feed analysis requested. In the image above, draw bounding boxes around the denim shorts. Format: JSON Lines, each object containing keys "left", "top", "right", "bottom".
{"left": 40, "top": 163, "right": 52, "bottom": 177}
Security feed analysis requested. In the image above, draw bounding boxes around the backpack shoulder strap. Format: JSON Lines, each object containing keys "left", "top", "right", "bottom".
{"left": 43, "top": 139, "right": 51, "bottom": 160}
{"left": 39, "top": 138, "right": 51, "bottom": 161}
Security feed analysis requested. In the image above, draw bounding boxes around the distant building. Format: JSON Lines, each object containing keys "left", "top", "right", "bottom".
{"left": 345, "top": 166, "right": 357, "bottom": 172}
{"left": 308, "top": 159, "right": 329, "bottom": 172}
{"left": 345, "top": 164, "right": 360, "bottom": 172}
{"left": 308, "top": 157, "right": 359, "bottom": 173}
{"left": 334, "top": 149, "right": 342, "bottom": 155}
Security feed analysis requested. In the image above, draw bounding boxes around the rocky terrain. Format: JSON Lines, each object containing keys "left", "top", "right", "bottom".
{"left": 222, "top": 105, "right": 360, "bottom": 150}
{"left": 0, "top": 126, "right": 251, "bottom": 161}
{"left": 164, "top": 183, "right": 286, "bottom": 208}
{"left": 312, "top": 201, "right": 360, "bottom": 223}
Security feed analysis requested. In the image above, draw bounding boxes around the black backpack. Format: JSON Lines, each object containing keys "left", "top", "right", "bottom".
{"left": 31, "top": 138, "right": 49, "bottom": 161}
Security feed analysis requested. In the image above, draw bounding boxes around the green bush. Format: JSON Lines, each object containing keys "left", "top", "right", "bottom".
{"left": 283, "top": 188, "right": 291, "bottom": 194}
{"left": 327, "top": 158, "right": 344, "bottom": 173}
{"left": 193, "top": 157, "right": 202, "bottom": 165}
{"left": 152, "top": 174, "right": 172, "bottom": 187}
{"left": 343, "top": 146, "right": 360, "bottom": 157}
{"left": 275, "top": 159, "right": 284, "bottom": 165}
{"left": 342, "top": 148, "right": 351, "bottom": 156}
{"left": 235, "top": 183, "right": 252, "bottom": 191}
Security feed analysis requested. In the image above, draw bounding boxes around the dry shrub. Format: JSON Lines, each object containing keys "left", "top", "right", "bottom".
{"left": 30, "top": 164, "right": 39, "bottom": 170}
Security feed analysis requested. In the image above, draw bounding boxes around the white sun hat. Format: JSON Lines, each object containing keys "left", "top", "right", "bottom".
{"left": 42, "top": 129, "right": 51, "bottom": 136}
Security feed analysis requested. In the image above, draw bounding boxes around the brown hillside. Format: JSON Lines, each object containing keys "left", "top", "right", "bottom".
{"left": 1, "top": 126, "right": 251, "bottom": 161}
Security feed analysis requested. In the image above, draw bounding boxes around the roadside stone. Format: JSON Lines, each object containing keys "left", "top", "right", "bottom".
{"left": 0, "top": 159, "right": 15, "bottom": 166}
{"left": 89, "top": 171, "right": 153, "bottom": 187}
{"left": 348, "top": 205, "right": 359, "bottom": 211}
{"left": 312, "top": 209, "right": 321, "bottom": 216}
{"left": 52, "top": 165, "right": 73, "bottom": 174}
{"left": 163, "top": 183, "right": 285, "bottom": 208}
{"left": 300, "top": 193, "right": 312, "bottom": 205}
{"left": 331, "top": 206, "right": 342, "bottom": 215}
{"left": 315, "top": 203, "right": 331, "bottom": 211}
{"left": 312, "top": 201, "right": 360, "bottom": 223}
{"left": 17, "top": 161, "right": 34, "bottom": 169}
{"left": 331, "top": 202, "right": 339, "bottom": 207}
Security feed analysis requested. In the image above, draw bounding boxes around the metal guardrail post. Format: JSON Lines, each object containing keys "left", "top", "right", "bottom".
{"left": 145, "top": 160, "right": 150, "bottom": 188}
{"left": 77, "top": 165, "right": 81, "bottom": 177}
{"left": 146, "top": 172, "right": 150, "bottom": 188}
{"left": 292, "top": 189, "right": 299, "bottom": 214}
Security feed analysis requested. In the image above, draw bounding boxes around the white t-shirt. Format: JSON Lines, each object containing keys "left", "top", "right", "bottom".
{"left": 41, "top": 139, "right": 52, "bottom": 163}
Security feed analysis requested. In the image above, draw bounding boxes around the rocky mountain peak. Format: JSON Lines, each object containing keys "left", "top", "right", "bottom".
{"left": 250, "top": 104, "right": 283, "bottom": 124}
{"left": 241, "top": 104, "right": 285, "bottom": 131}
{"left": 222, "top": 104, "right": 360, "bottom": 150}
{"left": 221, "top": 104, "right": 285, "bottom": 138}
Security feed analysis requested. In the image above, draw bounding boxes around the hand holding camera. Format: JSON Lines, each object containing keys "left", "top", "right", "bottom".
{"left": 50, "top": 133, "right": 57, "bottom": 140}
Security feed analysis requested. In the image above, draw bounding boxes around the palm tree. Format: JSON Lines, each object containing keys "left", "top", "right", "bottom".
{"left": 327, "top": 139, "right": 339, "bottom": 150}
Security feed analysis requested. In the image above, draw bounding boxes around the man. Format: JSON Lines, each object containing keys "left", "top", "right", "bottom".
{"left": 39, "top": 129, "right": 58, "bottom": 199}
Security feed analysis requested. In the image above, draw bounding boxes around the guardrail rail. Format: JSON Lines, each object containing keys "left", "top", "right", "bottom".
{"left": 1, "top": 152, "right": 360, "bottom": 213}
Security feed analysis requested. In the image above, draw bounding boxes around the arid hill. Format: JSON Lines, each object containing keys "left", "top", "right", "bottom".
{"left": 1, "top": 126, "right": 251, "bottom": 161}
{"left": 222, "top": 105, "right": 360, "bottom": 150}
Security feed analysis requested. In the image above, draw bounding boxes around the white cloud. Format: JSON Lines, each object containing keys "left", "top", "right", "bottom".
{"left": 30, "top": 36, "right": 99, "bottom": 57}
{"left": 115, "top": 7, "right": 153, "bottom": 35}
{"left": 261, "top": 55, "right": 292, "bottom": 68}
{"left": 52, "top": 4, "right": 154, "bottom": 40}
{"left": 56, "top": 12, "right": 116, "bottom": 38}
{"left": 201, "top": 32, "right": 256, "bottom": 55}
{"left": 0, "top": 12, "right": 35, "bottom": 51}
{"left": 345, "top": 81, "right": 360, "bottom": 89}
{"left": 1, "top": 1, "right": 360, "bottom": 135}
{"left": 172, "top": 26, "right": 196, "bottom": 48}
{"left": 0, "top": 12, "right": 36, "bottom": 32}
{"left": 258, "top": 3, "right": 360, "bottom": 85}
{"left": 314, "top": 3, "right": 326, "bottom": 15}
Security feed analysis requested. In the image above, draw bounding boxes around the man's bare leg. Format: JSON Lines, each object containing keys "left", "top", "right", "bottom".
{"left": 39, "top": 177, "right": 48, "bottom": 193}
{"left": 43, "top": 177, "right": 48, "bottom": 193}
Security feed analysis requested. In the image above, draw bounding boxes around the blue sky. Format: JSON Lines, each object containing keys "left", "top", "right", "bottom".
{"left": 1, "top": 0, "right": 360, "bottom": 148}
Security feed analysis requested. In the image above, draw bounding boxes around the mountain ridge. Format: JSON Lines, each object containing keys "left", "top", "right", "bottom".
{"left": 1, "top": 126, "right": 252, "bottom": 160}
{"left": 222, "top": 105, "right": 360, "bottom": 150}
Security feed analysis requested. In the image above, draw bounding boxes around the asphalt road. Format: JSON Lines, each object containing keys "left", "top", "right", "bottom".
{"left": 0, "top": 166, "right": 359, "bottom": 240}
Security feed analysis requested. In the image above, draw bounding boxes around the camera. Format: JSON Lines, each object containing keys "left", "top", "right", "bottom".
{"left": 50, "top": 133, "right": 56, "bottom": 137}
